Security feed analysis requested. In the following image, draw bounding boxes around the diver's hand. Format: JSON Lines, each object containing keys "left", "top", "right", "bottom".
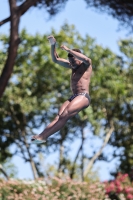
{"left": 47, "top": 35, "right": 56, "bottom": 45}
{"left": 60, "top": 45, "right": 70, "bottom": 52}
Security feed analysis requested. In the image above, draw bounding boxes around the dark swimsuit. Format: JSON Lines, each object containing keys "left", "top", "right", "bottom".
{"left": 68, "top": 92, "right": 91, "bottom": 105}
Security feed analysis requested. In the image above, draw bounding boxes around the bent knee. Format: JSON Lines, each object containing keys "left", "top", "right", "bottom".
{"left": 59, "top": 109, "right": 70, "bottom": 120}
{"left": 55, "top": 115, "right": 59, "bottom": 121}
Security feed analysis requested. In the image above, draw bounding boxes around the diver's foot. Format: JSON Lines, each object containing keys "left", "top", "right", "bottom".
{"left": 31, "top": 135, "right": 46, "bottom": 144}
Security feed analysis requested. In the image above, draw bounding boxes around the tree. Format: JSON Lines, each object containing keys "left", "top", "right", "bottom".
{"left": 0, "top": 24, "right": 90, "bottom": 179}
{"left": 0, "top": 24, "right": 108, "bottom": 180}
{"left": 0, "top": 0, "right": 133, "bottom": 98}
{"left": 85, "top": 37, "right": 133, "bottom": 179}
{"left": 84, "top": 0, "right": 133, "bottom": 32}
{"left": 0, "top": 28, "right": 68, "bottom": 179}
{"left": 0, "top": 0, "right": 69, "bottom": 98}
{"left": 0, "top": 23, "right": 133, "bottom": 180}
{"left": 108, "top": 38, "right": 133, "bottom": 179}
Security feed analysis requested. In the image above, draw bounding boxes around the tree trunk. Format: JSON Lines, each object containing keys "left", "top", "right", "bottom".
{"left": 0, "top": 0, "right": 39, "bottom": 98}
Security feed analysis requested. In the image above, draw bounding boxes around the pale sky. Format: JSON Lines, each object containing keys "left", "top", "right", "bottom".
{"left": 0, "top": 0, "right": 131, "bottom": 181}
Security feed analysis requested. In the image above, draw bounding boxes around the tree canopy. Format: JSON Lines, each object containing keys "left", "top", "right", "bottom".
{"left": 84, "top": 0, "right": 133, "bottom": 31}
{"left": 0, "top": 23, "right": 133, "bottom": 180}
{"left": 0, "top": 0, "right": 133, "bottom": 98}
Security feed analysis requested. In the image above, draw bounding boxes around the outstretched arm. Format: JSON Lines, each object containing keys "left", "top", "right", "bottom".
{"left": 61, "top": 45, "right": 91, "bottom": 66}
{"left": 47, "top": 36, "right": 71, "bottom": 68}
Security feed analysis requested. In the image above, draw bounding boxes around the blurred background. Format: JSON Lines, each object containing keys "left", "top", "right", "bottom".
{"left": 0, "top": 0, "right": 133, "bottom": 183}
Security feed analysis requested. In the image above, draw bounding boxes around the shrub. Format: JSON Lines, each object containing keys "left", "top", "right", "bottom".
{"left": 105, "top": 173, "right": 133, "bottom": 200}
{"left": 0, "top": 177, "right": 105, "bottom": 200}
{"left": 0, "top": 174, "right": 133, "bottom": 200}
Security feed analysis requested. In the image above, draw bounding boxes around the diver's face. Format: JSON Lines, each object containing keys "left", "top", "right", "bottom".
{"left": 68, "top": 56, "right": 81, "bottom": 69}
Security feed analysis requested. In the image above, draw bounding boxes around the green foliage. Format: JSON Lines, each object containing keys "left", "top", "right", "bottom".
{"left": 0, "top": 23, "right": 133, "bottom": 179}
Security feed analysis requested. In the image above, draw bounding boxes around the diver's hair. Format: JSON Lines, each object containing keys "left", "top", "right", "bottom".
{"left": 68, "top": 48, "right": 81, "bottom": 57}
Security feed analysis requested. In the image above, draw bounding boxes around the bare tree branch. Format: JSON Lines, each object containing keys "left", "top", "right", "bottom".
{"left": 70, "top": 140, "right": 83, "bottom": 179}
{"left": 4, "top": 103, "right": 39, "bottom": 179}
{"left": 23, "top": 135, "right": 39, "bottom": 180}
{"left": 83, "top": 122, "right": 114, "bottom": 177}
{"left": 0, "top": 164, "right": 9, "bottom": 180}
{"left": 0, "top": 0, "right": 39, "bottom": 26}
{"left": 70, "top": 126, "right": 85, "bottom": 179}
{"left": 19, "top": 0, "right": 39, "bottom": 16}
{"left": 0, "top": 17, "right": 10, "bottom": 26}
